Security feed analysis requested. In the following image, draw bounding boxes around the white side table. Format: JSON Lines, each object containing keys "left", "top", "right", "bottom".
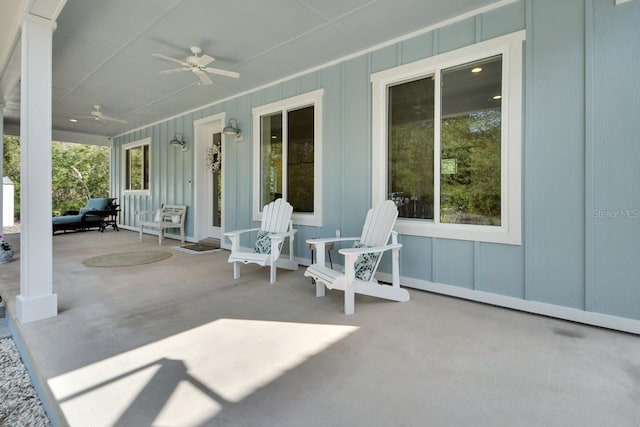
{"left": 307, "top": 241, "right": 334, "bottom": 269}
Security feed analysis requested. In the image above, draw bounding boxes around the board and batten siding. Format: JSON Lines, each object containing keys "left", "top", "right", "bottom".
{"left": 112, "top": 0, "right": 640, "bottom": 331}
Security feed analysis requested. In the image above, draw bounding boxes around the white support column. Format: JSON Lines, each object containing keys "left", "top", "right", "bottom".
{"left": 16, "top": 13, "right": 57, "bottom": 324}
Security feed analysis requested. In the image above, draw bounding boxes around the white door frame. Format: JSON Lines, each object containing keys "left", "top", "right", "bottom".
{"left": 193, "top": 113, "right": 226, "bottom": 243}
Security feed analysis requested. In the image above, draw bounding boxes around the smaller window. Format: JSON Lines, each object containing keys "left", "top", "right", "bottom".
{"left": 123, "top": 138, "right": 151, "bottom": 194}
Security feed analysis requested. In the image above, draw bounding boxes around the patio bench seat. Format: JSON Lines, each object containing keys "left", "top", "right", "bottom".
{"left": 138, "top": 204, "right": 187, "bottom": 246}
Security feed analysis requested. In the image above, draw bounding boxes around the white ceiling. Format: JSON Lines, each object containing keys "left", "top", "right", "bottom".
{"left": 1, "top": 0, "right": 501, "bottom": 138}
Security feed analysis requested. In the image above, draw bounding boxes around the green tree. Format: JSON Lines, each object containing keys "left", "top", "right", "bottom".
{"left": 3, "top": 136, "right": 21, "bottom": 219}
{"left": 51, "top": 142, "right": 110, "bottom": 215}
{"left": 3, "top": 136, "right": 110, "bottom": 219}
{"left": 440, "top": 110, "right": 501, "bottom": 225}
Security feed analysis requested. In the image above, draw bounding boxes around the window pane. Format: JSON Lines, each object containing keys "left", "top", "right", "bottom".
{"left": 388, "top": 76, "right": 435, "bottom": 220}
{"left": 261, "top": 113, "right": 282, "bottom": 206}
{"left": 440, "top": 55, "right": 502, "bottom": 225}
{"left": 143, "top": 144, "right": 150, "bottom": 190}
{"left": 212, "top": 133, "right": 222, "bottom": 227}
{"left": 287, "top": 106, "right": 314, "bottom": 213}
{"left": 125, "top": 149, "right": 131, "bottom": 190}
{"left": 129, "top": 147, "right": 142, "bottom": 190}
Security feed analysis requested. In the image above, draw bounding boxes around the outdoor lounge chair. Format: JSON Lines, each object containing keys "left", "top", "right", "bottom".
{"left": 138, "top": 204, "right": 187, "bottom": 246}
{"left": 304, "top": 200, "right": 410, "bottom": 314}
{"left": 52, "top": 197, "right": 115, "bottom": 234}
{"left": 224, "top": 198, "right": 298, "bottom": 284}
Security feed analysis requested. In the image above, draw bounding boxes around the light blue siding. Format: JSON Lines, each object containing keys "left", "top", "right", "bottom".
{"left": 588, "top": 0, "right": 640, "bottom": 318}
{"left": 398, "top": 235, "right": 432, "bottom": 280}
{"left": 401, "top": 32, "right": 433, "bottom": 65}
{"left": 111, "top": 0, "right": 640, "bottom": 323}
{"left": 299, "top": 71, "right": 320, "bottom": 94}
{"left": 438, "top": 18, "right": 476, "bottom": 54}
{"left": 525, "top": 0, "right": 586, "bottom": 309}
{"left": 477, "top": 243, "right": 525, "bottom": 298}
{"left": 319, "top": 64, "right": 343, "bottom": 241}
{"left": 481, "top": 1, "right": 526, "bottom": 41}
{"left": 341, "top": 56, "right": 371, "bottom": 238}
{"left": 370, "top": 44, "right": 398, "bottom": 74}
{"left": 436, "top": 239, "right": 475, "bottom": 289}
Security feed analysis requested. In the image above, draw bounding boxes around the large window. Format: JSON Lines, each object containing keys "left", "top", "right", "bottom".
{"left": 372, "top": 31, "right": 524, "bottom": 244}
{"left": 123, "top": 138, "right": 150, "bottom": 194}
{"left": 252, "top": 90, "right": 323, "bottom": 226}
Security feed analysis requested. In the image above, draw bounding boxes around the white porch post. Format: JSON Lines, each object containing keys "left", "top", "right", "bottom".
{"left": 16, "top": 13, "right": 57, "bottom": 323}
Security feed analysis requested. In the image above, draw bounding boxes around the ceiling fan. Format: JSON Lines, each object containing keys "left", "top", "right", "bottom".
{"left": 152, "top": 46, "right": 239, "bottom": 86}
{"left": 75, "top": 105, "right": 127, "bottom": 124}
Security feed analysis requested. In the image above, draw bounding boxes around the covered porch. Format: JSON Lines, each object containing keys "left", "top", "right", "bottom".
{"left": 1, "top": 230, "right": 638, "bottom": 426}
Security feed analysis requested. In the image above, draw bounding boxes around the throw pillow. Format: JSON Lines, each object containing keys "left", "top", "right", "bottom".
{"left": 254, "top": 230, "right": 272, "bottom": 254}
{"left": 352, "top": 241, "right": 380, "bottom": 281}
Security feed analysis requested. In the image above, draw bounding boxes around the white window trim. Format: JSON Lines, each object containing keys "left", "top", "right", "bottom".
{"left": 122, "top": 137, "right": 151, "bottom": 196}
{"left": 371, "top": 31, "right": 524, "bottom": 245}
{"left": 252, "top": 89, "right": 324, "bottom": 227}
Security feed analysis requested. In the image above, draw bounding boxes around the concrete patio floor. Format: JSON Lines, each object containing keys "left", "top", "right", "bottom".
{"left": 0, "top": 230, "right": 639, "bottom": 427}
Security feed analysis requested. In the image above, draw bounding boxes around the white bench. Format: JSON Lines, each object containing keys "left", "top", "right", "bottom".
{"left": 138, "top": 204, "right": 187, "bottom": 246}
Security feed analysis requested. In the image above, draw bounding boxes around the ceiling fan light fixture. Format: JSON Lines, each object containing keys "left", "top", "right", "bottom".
{"left": 223, "top": 118, "right": 241, "bottom": 138}
{"left": 153, "top": 46, "right": 240, "bottom": 86}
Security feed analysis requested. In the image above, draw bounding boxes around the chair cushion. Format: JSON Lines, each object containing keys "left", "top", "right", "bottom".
{"left": 254, "top": 230, "right": 271, "bottom": 254}
{"left": 52, "top": 214, "right": 82, "bottom": 225}
{"left": 85, "top": 198, "right": 110, "bottom": 211}
{"left": 352, "top": 241, "right": 380, "bottom": 281}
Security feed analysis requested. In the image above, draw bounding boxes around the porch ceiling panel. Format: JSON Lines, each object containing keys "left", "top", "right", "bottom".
{"left": 75, "top": 54, "right": 188, "bottom": 106}
{"left": 51, "top": 34, "right": 117, "bottom": 93}
{"left": 237, "top": 25, "right": 363, "bottom": 83}
{"left": 297, "top": 0, "right": 376, "bottom": 21}
{"left": 123, "top": 0, "right": 327, "bottom": 62}
{"left": 54, "top": 0, "right": 183, "bottom": 49}
{"left": 1, "top": 0, "right": 513, "bottom": 138}
{"left": 333, "top": 0, "right": 498, "bottom": 47}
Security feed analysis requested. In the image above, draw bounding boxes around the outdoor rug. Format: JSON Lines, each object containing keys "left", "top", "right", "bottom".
{"left": 171, "top": 243, "right": 221, "bottom": 255}
{"left": 83, "top": 251, "right": 172, "bottom": 268}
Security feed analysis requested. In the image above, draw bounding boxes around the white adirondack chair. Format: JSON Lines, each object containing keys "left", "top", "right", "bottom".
{"left": 304, "top": 200, "right": 409, "bottom": 314}
{"left": 224, "top": 199, "right": 298, "bottom": 284}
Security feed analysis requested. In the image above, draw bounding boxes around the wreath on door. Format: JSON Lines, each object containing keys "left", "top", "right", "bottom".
{"left": 206, "top": 143, "right": 221, "bottom": 173}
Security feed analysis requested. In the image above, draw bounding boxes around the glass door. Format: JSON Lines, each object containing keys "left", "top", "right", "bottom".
{"left": 208, "top": 132, "right": 222, "bottom": 238}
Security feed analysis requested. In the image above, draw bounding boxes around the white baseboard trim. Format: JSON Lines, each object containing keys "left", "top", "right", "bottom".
{"left": 376, "top": 272, "right": 640, "bottom": 335}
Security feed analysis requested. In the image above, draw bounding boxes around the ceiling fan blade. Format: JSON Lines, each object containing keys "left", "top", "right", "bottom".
{"left": 152, "top": 53, "right": 190, "bottom": 67}
{"left": 159, "top": 68, "right": 191, "bottom": 74}
{"left": 196, "top": 71, "right": 213, "bottom": 85}
{"left": 95, "top": 112, "right": 127, "bottom": 123}
{"left": 204, "top": 67, "right": 239, "bottom": 79}
{"left": 102, "top": 116, "right": 128, "bottom": 124}
{"left": 195, "top": 54, "right": 215, "bottom": 67}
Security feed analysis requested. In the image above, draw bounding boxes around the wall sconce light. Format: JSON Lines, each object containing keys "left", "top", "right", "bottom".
{"left": 223, "top": 118, "right": 241, "bottom": 138}
{"left": 169, "top": 133, "right": 187, "bottom": 151}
